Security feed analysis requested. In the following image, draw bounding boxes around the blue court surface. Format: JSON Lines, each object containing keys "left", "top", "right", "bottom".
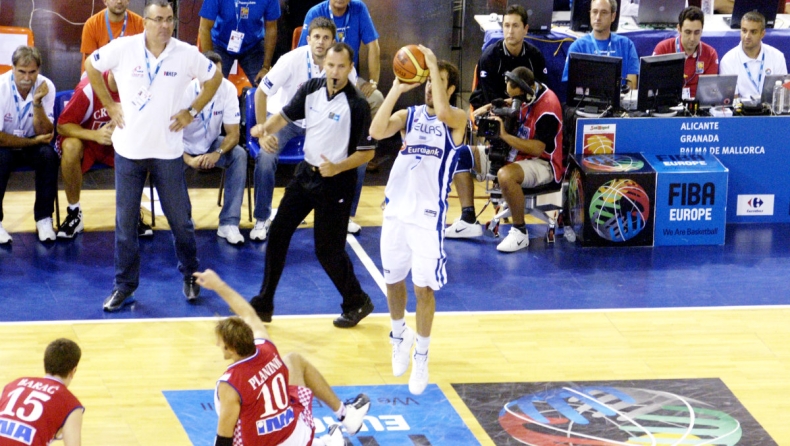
{"left": 164, "top": 384, "right": 476, "bottom": 446}
{"left": 1, "top": 222, "right": 789, "bottom": 322}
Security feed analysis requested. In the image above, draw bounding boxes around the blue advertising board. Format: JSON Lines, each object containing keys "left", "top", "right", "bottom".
{"left": 644, "top": 153, "right": 729, "bottom": 246}
{"left": 575, "top": 116, "right": 790, "bottom": 223}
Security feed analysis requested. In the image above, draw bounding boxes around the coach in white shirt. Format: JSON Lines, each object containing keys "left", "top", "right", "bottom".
{"left": 85, "top": 0, "right": 223, "bottom": 311}
{"left": 720, "top": 11, "right": 788, "bottom": 100}
{"left": 181, "top": 52, "right": 246, "bottom": 245}
{"left": 0, "top": 46, "right": 59, "bottom": 244}
{"left": 250, "top": 17, "right": 365, "bottom": 242}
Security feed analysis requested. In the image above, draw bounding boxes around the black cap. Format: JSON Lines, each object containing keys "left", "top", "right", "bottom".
{"left": 503, "top": 67, "right": 534, "bottom": 92}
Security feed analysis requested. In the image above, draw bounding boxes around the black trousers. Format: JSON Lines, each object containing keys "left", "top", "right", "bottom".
{"left": 0, "top": 145, "right": 59, "bottom": 222}
{"left": 252, "top": 162, "right": 369, "bottom": 314}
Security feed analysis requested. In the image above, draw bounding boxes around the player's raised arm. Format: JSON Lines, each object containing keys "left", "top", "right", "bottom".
{"left": 419, "top": 45, "right": 467, "bottom": 131}
{"left": 193, "top": 270, "right": 270, "bottom": 339}
{"left": 369, "top": 79, "right": 419, "bottom": 140}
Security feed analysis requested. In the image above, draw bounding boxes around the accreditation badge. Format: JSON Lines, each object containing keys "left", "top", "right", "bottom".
{"left": 228, "top": 30, "right": 244, "bottom": 53}
{"left": 696, "top": 61, "right": 704, "bottom": 74}
{"left": 240, "top": 7, "right": 249, "bottom": 19}
{"left": 131, "top": 86, "right": 152, "bottom": 110}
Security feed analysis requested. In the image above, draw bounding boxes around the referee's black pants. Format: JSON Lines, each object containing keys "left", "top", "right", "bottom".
{"left": 251, "top": 161, "right": 369, "bottom": 315}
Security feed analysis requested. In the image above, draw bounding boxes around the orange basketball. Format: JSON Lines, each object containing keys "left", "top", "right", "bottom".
{"left": 393, "top": 45, "right": 429, "bottom": 84}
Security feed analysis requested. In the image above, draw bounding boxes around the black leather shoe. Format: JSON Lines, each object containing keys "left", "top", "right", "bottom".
{"left": 183, "top": 276, "right": 200, "bottom": 301}
{"left": 256, "top": 310, "right": 272, "bottom": 323}
{"left": 103, "top": 289, "right": 134, "bottom": 312}
{"left": 333, "top": 298, "right": 374, "bottom": 328}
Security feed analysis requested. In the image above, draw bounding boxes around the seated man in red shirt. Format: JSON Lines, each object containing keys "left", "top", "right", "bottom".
{"left": 0, "top": 338, "right": 84, "bottom": 446}
{"left": 652, "top": 6, "right": 719, "bottom": 99}
{"left": 55, "top": 71, "right": 152, "bottom": 239}
{"left": 194, "top": 269, "right": 371, "bottom": 446}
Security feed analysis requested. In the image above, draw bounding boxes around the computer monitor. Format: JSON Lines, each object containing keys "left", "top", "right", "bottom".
{"left": 567, "top": 53, "right": 623, "bottom": 111}
{"left": 729, "top": 0, "right": 780, "bottom": 29}
{"left": 571, "top": 0, "right": 622, "bottom": 32}
{"left": 636, "top": 0, "right": 687, "bottom": 27}
{"left": 637, "top": 53, "right": 685, "bottom": 112}
{"left": 522, "top": 0, "right": 554, "bottom": 34}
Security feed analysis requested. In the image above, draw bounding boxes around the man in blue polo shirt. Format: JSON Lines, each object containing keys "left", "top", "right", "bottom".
{"left": 562, "top": 0, "right": 639, "bottom": 90}
{"left": 199, "top": 0, "right": 281, "bottom": 85}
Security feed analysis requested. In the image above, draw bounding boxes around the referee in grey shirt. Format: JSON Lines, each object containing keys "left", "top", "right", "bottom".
{"left": 249, "top": 42, "right": 374, "bottom": 328}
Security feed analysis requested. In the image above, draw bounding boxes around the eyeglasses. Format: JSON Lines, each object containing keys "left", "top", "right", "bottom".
{"left": 145, "top": 16, "right": 175, "bottom": 25}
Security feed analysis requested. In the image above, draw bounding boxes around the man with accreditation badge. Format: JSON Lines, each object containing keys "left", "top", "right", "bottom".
{"left": 85, "top": 0, "right": 223, "bottom": 312}
{"left": 370, "top": 44, "right": 472, "bottom": 395}
{"left": 0, "top": 45, "right": 59, "bottom": 244}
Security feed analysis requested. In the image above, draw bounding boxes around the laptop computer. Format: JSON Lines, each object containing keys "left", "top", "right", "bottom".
{"left": 760, "top": 74, "right": 790, "bottom": 104}
{"left": 521, "top": 0, "right": 554, "bottom": 34}
{"left": 571, "top": 0, "right": 621, "bottom": 32}
{"left": 727, "top": 0, "right": 780, "bottom": 29}
{"left": 635, "top": 0, "right": 686, "bottom": 28}
{"left": 696, "top": 75, "right": 738, "bottom": 107}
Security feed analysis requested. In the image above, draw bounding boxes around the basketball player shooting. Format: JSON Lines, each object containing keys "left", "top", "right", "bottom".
{"left": 370, "top": 45, "right": 472, "bottom": 395}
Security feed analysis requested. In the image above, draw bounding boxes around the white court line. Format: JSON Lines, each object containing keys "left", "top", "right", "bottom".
{"left": 346, "top": 233, "right": 387, "bottom": 296}
{"left": 3, "top": 304, "right": 790, "bottom": 327}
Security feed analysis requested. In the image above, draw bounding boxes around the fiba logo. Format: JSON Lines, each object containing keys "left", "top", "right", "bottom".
{"left": 497, "top": 385, "right": 745, "bottom": 444}
{"left": 583, "top": 154, "right": 644, "bottom": 172}
{"left": 589, "top": 179, "right": 650, "bottom": 242}
{"left": 748, "top": 197, "right": 764, "bottom": 208}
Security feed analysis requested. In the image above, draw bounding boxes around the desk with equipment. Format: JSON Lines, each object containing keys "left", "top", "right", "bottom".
{"left": 573, "top": 115, "right": 790, "bottom": 224}
{"left": 475, "top": 13, "right": 790, "bottom": 103}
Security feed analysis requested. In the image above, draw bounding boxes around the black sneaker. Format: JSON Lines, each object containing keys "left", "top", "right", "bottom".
{"left": 103, "top": 289, "right": 134, "bottom": 312}
{"left": 57, "top": 207, "right": 84, "bottom": 239}
{"left": 333, "top": 297, "right": 374, "bottom": 328}
{"left": 138, "top": 215, "right": 153, "bottom": 237}
{"left": 183, "top": 276, "right": 200, "bottom": 301}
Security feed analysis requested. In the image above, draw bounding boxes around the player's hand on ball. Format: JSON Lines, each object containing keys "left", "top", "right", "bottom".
{"left": 393, "top": 78, "right": 422, "bottom": 93}
{"left": 417, "top": 45, "right": 437, "bottom": 67}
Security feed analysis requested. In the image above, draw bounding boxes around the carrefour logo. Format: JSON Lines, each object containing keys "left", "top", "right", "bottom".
{"left": 737, "top": 194, "right": 774, "bottom": 216}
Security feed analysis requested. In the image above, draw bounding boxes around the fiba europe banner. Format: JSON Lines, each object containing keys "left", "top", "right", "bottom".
{"left": 644, "top": 153, "right": 728, "bottom": 246}
{"left": 575, "top": 116, "right": 790, "bottom": 223}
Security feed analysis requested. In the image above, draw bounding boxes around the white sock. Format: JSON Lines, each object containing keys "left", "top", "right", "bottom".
{"left": 68, "top": 203, "right": 80, "bottom": 211}
{"left": 391, "top": 318, "right": 406, "bottom": 337}
{"left": 415, "top": 334, "right": 431, "bottom": 355}
{"left": 334, "top": 403, "right": 346, "bottom": 419}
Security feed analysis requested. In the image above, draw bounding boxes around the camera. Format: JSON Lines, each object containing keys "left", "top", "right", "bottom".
{"left": 475, "top": 98, "right": 522, "bottom": 176}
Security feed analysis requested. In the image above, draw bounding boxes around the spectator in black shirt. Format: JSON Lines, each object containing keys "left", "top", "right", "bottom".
{"left": 469, "top": 5, "right": 548, "bottom": 109}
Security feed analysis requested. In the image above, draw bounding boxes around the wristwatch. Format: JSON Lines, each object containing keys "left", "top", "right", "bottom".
{"left": 187, "top": 106, "right": 198, "bottom": 118}
{"left": 217, "top": 148, "right": 224, "bottom": 155}
{"left": 369, "top": 80, "right": 378, "bottom": 89}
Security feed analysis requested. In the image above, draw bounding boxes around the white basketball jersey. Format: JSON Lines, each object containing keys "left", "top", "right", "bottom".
{"left": 383, "top": 105, "right": 473, "bottom": 231}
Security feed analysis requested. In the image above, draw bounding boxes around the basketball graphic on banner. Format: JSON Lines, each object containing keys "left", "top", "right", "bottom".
{"left": 589, "top": 179, "right": 651, "bottom": 242}
{"left": 583, "top": 133, "right": 614, "bottom": 154}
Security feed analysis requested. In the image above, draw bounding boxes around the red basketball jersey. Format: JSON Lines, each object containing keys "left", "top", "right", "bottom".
{"left": 216, "top": 339, "right": 305, "bottom": 445}
{"left": 55, "top": 74, "right": 121, "bottom": 154}
{"left": 0, "top": 377, "right": 83, "bottom": 446}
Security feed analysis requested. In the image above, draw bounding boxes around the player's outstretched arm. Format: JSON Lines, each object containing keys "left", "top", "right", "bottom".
{"left": 369, "top": 79, "right": 417, "bottom": 140}
{"left": 419, "top": 45, "right": 467, "bottom": 132}
{"left": 193, "top": 270, "right": 270, "bottom": 340}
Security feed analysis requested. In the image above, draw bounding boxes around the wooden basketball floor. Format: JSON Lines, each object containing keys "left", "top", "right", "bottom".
{"left": 1, "top": 185, "right": 789, "bottom": 445}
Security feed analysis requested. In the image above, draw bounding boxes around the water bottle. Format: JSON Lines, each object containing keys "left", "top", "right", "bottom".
{"left": 772, "top": 80, "right": 785, "bottom": 114}
{"left": 701, "top": 0, "right": 714, "bottom": 15}
{"left": 784, "top": 82, "right": 790, "bottom": 114}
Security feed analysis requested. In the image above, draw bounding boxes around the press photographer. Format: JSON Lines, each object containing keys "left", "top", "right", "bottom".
{"left": 446, "top": 67, "right": 565, "bottom": 253}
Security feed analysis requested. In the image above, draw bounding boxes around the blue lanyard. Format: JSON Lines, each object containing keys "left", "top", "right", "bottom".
{"left": 235, "top": 0, "right": 254, "bottom": 30}
{"left": 743, "top": 51, "right": 766, "bottom": 93}
{"left": 195, "top": 84, "right": 214, "bottom": 139}
{"left": 594, "top": 37, "right": 613, "bottom": 56}
{"left": 331, "top": 7, "right": 350, "bottom": 43}
{"left": 105, "top": 10, "right": 128, "bottom": 42}
{"left": 676, "top": 37, "right": 700, "bottom": 86}
{"left": 306, "top": 51, "right": 313, "bottom": 79}
{"left": 143, "top": 44, "right": 163, "bottom": 87}
{"left": 10, "top": 74, "right": 33, "bottom": 130}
